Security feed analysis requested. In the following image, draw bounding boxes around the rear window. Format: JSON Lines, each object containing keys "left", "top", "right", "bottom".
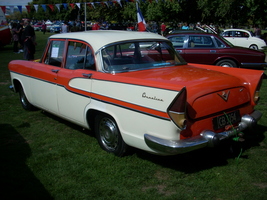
{"left": 101, "top": 41, "right": 186, "bottom": 73}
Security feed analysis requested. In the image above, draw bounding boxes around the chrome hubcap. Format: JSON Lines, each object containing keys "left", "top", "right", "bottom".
{"left": 99, "top": 117, "right": 119, "bottom": 151}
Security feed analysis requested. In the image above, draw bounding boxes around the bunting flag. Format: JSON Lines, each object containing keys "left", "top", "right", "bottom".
{"left": 136, "top": 3, "right": 146, "bottom": 31}
{"left": 0, "top": 6, "right": 6, "bottom": 14}
{"left": 89, "top": 3, "right": 95, "bottom": 9}
{"left": 34, "top": 4, "right": 38, "bottom": 12}
{"left": 55, "top": 4, "right": 61, "bottom": 11}
{"left": 63, "top": 3, "right": 68, "bottom": 10}
{"left": 116, "top": 0, "right": 122, "bottom": 7}
{"left": 48, "top": 5, "right": 54, "bottom": 12}
{"left": 9, "top": 6, "right": 14, "bottom": 13}
{"left": 41, "top": 5, "right": 46, "bottom": 12}
{"left": 17, "top": 6, "right": 22, "bottom": 13}
{"left": 76, "top": 3, "right": 81, "bottom": 9}
{"left": 1, "top": 1, "right": 168, "bottom": 15}
{"left": 25, "top": 5, "right": 31, "bottom": 13}
{"left": 70, "top": 3, "right": 75, "bottom": 9}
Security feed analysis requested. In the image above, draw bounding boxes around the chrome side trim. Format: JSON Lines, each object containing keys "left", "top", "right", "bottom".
{"left": 240, "top": 63, "right": 267, "bottom": 69}
{"left": 144, "top": 110, "right": 262, "bottom": 155}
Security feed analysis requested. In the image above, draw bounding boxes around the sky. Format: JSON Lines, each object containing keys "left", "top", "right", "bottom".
{"left": 0, "top": 0, "right": 32, "bottom": 6}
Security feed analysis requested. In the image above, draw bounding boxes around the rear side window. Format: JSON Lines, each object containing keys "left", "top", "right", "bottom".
{"left": 188, "top": 36, "right": 215, "bottom": 48}
{"left": 65, "top": 41, "right": 95, "bottom": 70}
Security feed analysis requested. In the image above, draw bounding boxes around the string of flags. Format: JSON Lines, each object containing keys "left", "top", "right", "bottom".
{"left": 0, "top": 0, "right": 171, "bottom": 14}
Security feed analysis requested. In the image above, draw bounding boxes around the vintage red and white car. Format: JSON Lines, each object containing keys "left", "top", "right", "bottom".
{"left": 9, "top": 30, "right": 264, "bottom": 156}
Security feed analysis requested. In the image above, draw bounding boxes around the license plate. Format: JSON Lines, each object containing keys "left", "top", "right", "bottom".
{"left": 212, "top": 111, "right": 241, "bottom": 130}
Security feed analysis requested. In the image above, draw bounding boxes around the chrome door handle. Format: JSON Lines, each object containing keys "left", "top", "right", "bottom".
{"left": 51, "top": 69, "right": 59, "bottom": 73}
{"left": 82, "top": 73, "right": 92, "bottom": 78}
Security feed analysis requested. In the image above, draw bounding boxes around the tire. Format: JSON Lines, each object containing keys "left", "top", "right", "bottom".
{"left": 95, "top": 114, "right": 128, "bottom": 156}
{"left": 249, "top": 44, "right": 258, "bottom": 50}
{"left": 19, "top": 86, "right": 35, "bottom": 111}
{"left": 216, "top": 59, "right": 237, "bottom": 68}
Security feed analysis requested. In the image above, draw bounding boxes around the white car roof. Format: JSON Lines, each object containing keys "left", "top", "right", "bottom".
{"left": 223, "top": 29, "right": 250, "bottom": 33}
{"left": 50, "top": 30, "right": 168, "bottom": 52}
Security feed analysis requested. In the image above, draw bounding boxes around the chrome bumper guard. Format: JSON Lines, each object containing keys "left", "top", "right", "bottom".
{"left": 144, "top": 110, "right": 262, "bottom": 155}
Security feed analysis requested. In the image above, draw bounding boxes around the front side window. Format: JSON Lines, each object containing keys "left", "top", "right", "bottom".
{"left": 101, "top": 41, "right": 185, "bottom": 73}
{"left": 168, "top": 35, "right": 186, "bottom": 47}
{"left": 44, "top": 40, "right": 65, "bottom": 67}
{"left": 215, "top": 38, "right": 226, "bottom": 48}
{"left": 222, "top": 31, "right": 233, "bottom": 37}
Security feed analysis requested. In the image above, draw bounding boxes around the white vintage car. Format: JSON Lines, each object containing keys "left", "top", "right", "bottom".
{"left": 9, "top": 30, "right": 264, "bottom": 156}
{"left": 221, "top": 28, "right": 267, "bottom": 50}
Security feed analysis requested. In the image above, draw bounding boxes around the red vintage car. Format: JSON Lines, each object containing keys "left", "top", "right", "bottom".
{"left": 0, "top": 8, "right": 11, "bottom": 47}
{"left": 167, "top": 32, "right": 267, "bottom": 69}
{"left": 8, "top": 31, "right": 264, "bottom": 156}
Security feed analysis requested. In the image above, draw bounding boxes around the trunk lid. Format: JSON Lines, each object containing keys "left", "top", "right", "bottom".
{"left": 116, "top": 65, "right": 250, "bottom": 119}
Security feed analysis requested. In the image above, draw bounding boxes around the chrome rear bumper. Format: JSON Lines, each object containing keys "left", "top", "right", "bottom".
{"left": 144, "top": 110, "right": 262, "bottom": 155}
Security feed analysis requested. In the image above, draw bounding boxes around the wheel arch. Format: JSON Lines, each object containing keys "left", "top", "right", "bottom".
{"left": 12, "top": 78, "right": 23, "bottom": 93}
{"left": 86, "top": 109, "right": 116, "bottom": 133}
{"left": 249, "top": 44, "right": 258, "bottom": 49}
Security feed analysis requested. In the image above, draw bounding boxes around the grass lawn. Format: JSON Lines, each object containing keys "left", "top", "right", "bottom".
{"left": 0, "top": 31, "right": 267, "bottom": 200}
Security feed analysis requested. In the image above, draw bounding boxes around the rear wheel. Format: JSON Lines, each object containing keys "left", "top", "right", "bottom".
{"left": 216, "top": 59, "right": 237, "bottom": 68}
{"left": 19, "top": 86, "right": 35, "bottom": 111}
{"left": 95, "top": 114, "right": 128, "bottom": 156}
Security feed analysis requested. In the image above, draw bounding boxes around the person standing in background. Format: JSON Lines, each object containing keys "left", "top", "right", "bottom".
{"left": 11, "top": 22, "right": 19, "bottom": 53}
{"left": 22, "top": 20, "right": 36, "bottom": 61}
{"left": 161, "top": 23, "right": 166, "bottom": 36}
{"left": 61, "top": 21, "right": 69, "bottom": 33}
{"left": 181, "top": 22, "right": 189, "bottom": 29}
{"left": 16, "top": 20, "right": 24, "bottom": 53}
{"left": 41, "top": 21, "right": 47, "bottom": 34}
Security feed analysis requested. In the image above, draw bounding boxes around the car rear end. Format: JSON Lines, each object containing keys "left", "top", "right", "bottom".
{"left": 144, "top": 65, "right": 264, "bottom": 154}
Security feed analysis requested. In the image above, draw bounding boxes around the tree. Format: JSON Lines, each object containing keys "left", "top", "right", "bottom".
{"left": 9, "top": 0, "right": 266, "bottom": 28}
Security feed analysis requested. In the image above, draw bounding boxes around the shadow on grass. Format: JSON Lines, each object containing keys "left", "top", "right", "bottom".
{"left": 41, "top": 111, "right": 266, "bottom": 173}
{"left": 0, "top": 124, "right": 54, "bottom": 200}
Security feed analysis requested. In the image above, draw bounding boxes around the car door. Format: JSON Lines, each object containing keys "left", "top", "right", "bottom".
{"left": 232, "top": 30, "right": 250, "bottom": 48}
{"left": 182, "top": 35, "right": 218, "bottom": 65}
{"left": 56, "top": 40, "right": 96, "bottom": 126}
{"left": 30, "top": 39, "right": 66, "bottom": 114}
{"left": 222, "top": 31, "right": 236, "bottom": 46}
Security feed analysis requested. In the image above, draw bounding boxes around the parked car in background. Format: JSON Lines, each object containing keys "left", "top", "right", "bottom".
{"left": 0, "top": 7, "right": 12, "bottom": 47}
{"left": 50, "top": 22, "right": 62, "bottom": 33}
{"left": 9, "top": 31, "right": 264, "bottom": 157}
{"left": 166, "top": 32, "right": 267, "bottom": 69}
{"left": 221, "top": 29, "right": 267, "bottom": 50}
{"left": 33, "top": 22, "right": 42, "bottom": 31}
{"left": 45, "top": 21, "right": 53, "bottom": 31}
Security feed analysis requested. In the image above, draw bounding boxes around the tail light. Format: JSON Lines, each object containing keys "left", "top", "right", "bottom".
{"left": 254, "top": 75, "right": 263, "bottom": 104}
{"left": 167, "top": 87, "right": 187, "bottom": 130}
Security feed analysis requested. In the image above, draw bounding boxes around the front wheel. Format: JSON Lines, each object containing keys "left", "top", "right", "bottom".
{"left": 216, "top": 59, "right": 237, "bottom": 68}
{"left": 19, "top": 86, "right": 35, "bottom": 111}
{"left": 95, "top": 114, "right": 128, "bottom": 156}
